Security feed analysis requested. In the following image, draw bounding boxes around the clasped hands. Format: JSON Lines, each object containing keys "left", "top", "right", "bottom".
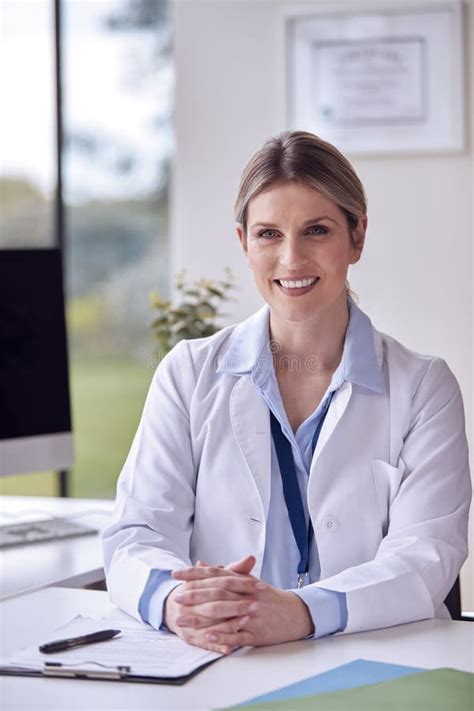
{"left": 163, "top": 555, "right": 314, "bottom": 655}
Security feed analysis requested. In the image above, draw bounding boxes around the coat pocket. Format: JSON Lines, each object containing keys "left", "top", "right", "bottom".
{"left": 371, "top": 458, "right": 406, "bottom": 536}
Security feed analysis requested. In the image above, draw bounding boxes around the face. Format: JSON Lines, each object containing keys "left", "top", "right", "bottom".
{"left": 236, "top": 181, "right": 366, "bottom": 324}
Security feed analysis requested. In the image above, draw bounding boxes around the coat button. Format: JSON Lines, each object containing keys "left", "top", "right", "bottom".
{"left": 322, "top": 516, "right": 338, "bottom": 531}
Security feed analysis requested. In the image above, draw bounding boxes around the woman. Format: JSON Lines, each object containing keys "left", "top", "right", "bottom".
{"left": 103, "top": 131, "right": 471, "bottom": 656}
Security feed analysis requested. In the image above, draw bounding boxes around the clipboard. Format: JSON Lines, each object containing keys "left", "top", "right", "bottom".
{"left": 0, "top": 658, "right": 219, "bottom": 685}
{"left": 0, "top": 613, "right": 224, "bottom": 685}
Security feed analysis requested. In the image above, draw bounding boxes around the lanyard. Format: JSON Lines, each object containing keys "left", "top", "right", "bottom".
{"left": 270, "top": 393, "right": 333, "bottom": 588}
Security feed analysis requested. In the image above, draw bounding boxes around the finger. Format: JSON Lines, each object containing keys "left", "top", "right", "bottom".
{"left": 186, "top": 599, "right": 258, "bottom": 619}
{"left": 175, "top": 613, "right": 228, "bottom": 630}
{"left": 174, "top": 588, "right": 244, "bottom": 606}
{"left": 181, "top": 576, "right": 264, "bottom": 593}
{"left": 178, "top": 577, "right": 265, "bottom": 596}
{"left": 179, "top": 629, "right": 231, "bottom": 655}
{"left": 196, "top": 560, "right": 224, "bottom": 568}
{"left": 195, "top": 558, "right": 253, "bottom": 576}
{"left": 204, "top": 629, "right": 255, "bottom": 648}
{"left": 226, "top": 555, "right": 256, "bottom": 575}
{"left": 180, "top": 626, "right": 233, "bottom": 654}
{"left": 203, "top": 615, "right": 250, "bottom": 635}
{"left": 172, "top": 566, "right": 239, "bottom": 581}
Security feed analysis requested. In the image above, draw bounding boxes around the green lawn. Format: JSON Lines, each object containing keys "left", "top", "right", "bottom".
{"left": 0, "top": 356, "right": 154, "bottom": 499}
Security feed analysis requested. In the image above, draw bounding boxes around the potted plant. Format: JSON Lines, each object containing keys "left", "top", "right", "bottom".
{"left": 150, "top": 268, "right": 235, "bottom": 358}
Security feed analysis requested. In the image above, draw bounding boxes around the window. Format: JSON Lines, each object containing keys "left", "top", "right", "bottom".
{"left": 0, "top": 0, "right": 55, "bottom": 250}
{"left": 0, "top": 0, "right": 172, "bottom": 498}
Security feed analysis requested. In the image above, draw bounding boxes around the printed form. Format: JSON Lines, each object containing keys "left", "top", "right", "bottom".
{"left": 1, "top": 607, "right": 223, "bottom": 680}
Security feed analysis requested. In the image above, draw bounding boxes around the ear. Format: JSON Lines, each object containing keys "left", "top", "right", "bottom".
{"left": 236, "top": 223, "right": 248, "bottom": 255}
{"left": 349, "top": 216, "right": 367, "bottom": 265}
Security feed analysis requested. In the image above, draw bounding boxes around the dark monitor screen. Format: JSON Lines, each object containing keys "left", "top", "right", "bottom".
{"left": 0, "top": 249, "right": 73, "bottom": 475}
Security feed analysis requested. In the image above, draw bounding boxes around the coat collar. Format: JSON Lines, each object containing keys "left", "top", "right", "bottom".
{"left": 217, "top": 298, "right": 384, "bottom": 394}
{"left": 216, "top": 305, "right": 270, "bottom": 376}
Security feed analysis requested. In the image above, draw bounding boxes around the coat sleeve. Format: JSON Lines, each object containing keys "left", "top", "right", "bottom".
{"left": 102, "top": 340, "right": 197, "bottom": 621}
{"left": 309, "top": 357, "right": 471, "bottom": 634}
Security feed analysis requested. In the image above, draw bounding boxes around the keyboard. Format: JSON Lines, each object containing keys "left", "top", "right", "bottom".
{"left": 0, "top": 517, "right": 98, "bottom": 548}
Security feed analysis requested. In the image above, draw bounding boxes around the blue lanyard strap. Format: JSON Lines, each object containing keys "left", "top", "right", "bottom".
{"left": 270, "top": 393, "right": 334, "bottom": 586}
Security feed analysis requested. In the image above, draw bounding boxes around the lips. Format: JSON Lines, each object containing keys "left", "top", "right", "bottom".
{"left": 276, "top": 277, "right": 318, "bottom": 289}
{"left": 274, "top": 276, "right": 320, "bottom": 296}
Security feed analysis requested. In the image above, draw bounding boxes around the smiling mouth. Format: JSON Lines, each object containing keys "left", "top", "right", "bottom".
{"left": 276, "top": 277, "right": 318, "bottom": 289}
{"left": 274, "top": 276, "right": 320, "bottom": 294}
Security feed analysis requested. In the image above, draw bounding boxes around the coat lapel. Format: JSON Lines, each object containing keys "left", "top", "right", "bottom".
{"left": 229, "top": 376, "right": 271, "bottom": 522}
{"left": 312, "top": 381, "right": 353, "bottom": 464}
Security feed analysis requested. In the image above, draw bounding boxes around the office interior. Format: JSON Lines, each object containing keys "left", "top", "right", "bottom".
{"left": 0, "top": 0, "right": 473, "bottom": 706}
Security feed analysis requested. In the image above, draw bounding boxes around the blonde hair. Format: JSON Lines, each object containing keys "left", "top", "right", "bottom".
{"left": 234, "top": 130, "right": 367, "bottom": 240}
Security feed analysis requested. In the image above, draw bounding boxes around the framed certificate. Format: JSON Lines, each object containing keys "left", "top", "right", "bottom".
{"left": 286, "top": 2, "right": 465, "bottom": 154}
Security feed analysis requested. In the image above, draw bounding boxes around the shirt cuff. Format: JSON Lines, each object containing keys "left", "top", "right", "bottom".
{"left": 290, "top": 586, "right": 348, "bottom": 639}
{"left": 138, "top": 569, "right": 183, "bottom": 631}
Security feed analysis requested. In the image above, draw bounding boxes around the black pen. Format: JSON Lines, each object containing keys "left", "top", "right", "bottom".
{"left": 39, "top": 629, "right": 121, "bottom": 654}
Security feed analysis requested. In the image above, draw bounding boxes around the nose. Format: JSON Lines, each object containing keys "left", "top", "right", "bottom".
{"left": 278, "top": 237, "right": 309, "bottom": 271}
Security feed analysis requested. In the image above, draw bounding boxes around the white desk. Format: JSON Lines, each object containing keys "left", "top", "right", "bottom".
{"left": 1, "top": 587, "right": 472, "bottom": 710}
{"left": 0, "top": 496, "right": 113, "bottom": 601}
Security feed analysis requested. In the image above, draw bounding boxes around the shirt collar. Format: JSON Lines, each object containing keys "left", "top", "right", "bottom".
{"left": 217, "top": 298, "right": 384, "bottom": 393}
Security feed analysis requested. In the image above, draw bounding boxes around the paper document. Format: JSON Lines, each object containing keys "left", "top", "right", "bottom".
{"left": 1, "top": 608, "right": 222, "bottom": 680}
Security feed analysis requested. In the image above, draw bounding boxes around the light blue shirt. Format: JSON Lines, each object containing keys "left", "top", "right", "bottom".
{"left": 139, "top": 297, "right": 383, "bottom": 638}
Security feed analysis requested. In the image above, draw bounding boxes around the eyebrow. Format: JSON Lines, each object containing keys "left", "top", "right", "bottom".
{"left": 250, "top": 215, "right": 339, "bottom": 229}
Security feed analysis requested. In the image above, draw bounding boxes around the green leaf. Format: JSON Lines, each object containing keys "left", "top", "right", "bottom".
{"left": 150, "top": 269, "right": 235, "bottom": 352}
{"left": 151, "top": 316, "right": 170, "bottom": 328}
{"left": 205, "top": 286, "right": 225, "bottom": 298}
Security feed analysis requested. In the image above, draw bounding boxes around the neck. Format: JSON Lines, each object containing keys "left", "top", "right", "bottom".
{"left": 269, "top": 296, "right": 350, "bottom": 375}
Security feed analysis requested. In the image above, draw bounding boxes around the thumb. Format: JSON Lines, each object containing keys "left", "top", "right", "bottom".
{"left": 226, "top": 554, "right": 256, "bottom": 575}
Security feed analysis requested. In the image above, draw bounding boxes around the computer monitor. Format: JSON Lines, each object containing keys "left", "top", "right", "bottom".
{"left": 0, "top": 248, "right": 74, "bottom": 476}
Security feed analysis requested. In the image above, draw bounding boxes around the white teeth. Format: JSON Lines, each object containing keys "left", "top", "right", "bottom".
{"left": 279, "top": 277, "right": 317, "bottom": 289}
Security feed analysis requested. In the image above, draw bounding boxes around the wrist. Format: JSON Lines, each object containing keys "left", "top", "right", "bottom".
{"left": 288, "top": 591, "right": 315, "bottom": 638}
{"left": 163, "top": 586, "right": 181, "bottom": 633}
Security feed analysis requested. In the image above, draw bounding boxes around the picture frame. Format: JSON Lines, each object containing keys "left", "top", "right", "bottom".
{"left": 285, "top": 2, "right": 465, "bottom": 154}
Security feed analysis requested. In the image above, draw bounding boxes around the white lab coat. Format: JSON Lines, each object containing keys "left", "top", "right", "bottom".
{"left": 103, "top": 306, "right": 471, "bottom": 635}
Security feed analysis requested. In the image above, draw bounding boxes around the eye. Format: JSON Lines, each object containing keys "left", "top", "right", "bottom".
{"left": 306, "top": 225, "right": 328, "bottom": 236}
{"left": 257, "top": 229, "right": 279, "bottom": 239}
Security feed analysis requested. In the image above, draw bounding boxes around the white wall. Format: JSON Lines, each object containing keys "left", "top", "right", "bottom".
{"left": 171, "top": 0, "right": 474, "bottom": 608}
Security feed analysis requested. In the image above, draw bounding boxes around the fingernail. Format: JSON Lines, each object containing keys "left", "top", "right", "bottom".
{"left": 255, "top": 582, "right": 267, "bottom": 590}
{"left": 248, "top": 602, "right": 259, "bottom": 611}
{"left": 240, "top": 616, "right": 249, "bottom": 625}
{"left": 173, "top": 594, "right": 185, "bottom": 601}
